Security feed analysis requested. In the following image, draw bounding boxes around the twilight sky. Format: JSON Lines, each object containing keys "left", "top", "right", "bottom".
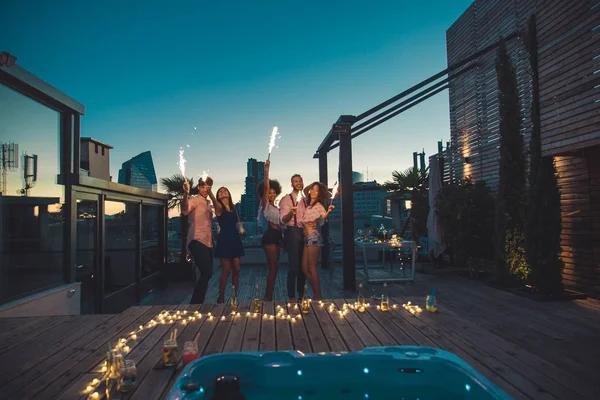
{"left": 0, "top": 0, "right": 472, "bottom": 210}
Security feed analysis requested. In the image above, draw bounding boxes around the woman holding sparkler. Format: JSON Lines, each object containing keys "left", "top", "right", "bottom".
{"left": 213, "top": 186, "right": 246, "bottom": 303}
{"left": 301, "top": 182, "right": 335, "bottom": 300}
{"left": 257, "top": 160, "right": 283, "bottom": 301}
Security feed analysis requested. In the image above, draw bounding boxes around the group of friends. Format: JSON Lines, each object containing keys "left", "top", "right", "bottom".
{"left": 181, "top": 159, "right": 335, "bottom": 305}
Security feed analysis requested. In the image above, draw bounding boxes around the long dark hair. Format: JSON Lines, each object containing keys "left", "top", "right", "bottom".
{"left": 216, "top": 186, "right": 240, "bottom": 221}
{"left": 303, "top": 182, "right": 330, "bottom": 209}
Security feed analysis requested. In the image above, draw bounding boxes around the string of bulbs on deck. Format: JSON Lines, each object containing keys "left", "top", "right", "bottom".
{"left": 83, "top": 299, "right": 423, "bottom": 398}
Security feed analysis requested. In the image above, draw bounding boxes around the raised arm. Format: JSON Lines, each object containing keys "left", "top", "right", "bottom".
{"left": 181, "top": 180, "right": 192, "bottom": 215}
{"left": 207, "top": 186, "right": 222, "bottom": 216}
{"left": 261, "top": 160, "right": 271, "bottom": 209}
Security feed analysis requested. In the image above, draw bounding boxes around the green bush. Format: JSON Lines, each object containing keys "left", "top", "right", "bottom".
{"left": 436, "top": 178, "right": 495, "bottom": 266}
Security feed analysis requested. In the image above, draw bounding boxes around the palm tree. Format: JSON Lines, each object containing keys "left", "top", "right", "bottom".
{"left": 384, "top": 166, "right": 429, "bottom": 240}
{"left": 384, "top": 166, "right": 429, "bottom": 196}
{"left": 161, "top": 174, "right": 199, "bottom": 263}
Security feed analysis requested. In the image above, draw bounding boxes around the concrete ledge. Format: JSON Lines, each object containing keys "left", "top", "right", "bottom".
{"left": 0, "top": 282, "right": 81, "bottom": 318}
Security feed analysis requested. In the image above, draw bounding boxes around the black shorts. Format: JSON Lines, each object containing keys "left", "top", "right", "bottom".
{"left": 262, "top": 227, "right": 283, "bottom": 247}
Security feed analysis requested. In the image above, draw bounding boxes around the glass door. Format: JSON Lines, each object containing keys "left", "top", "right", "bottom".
{"left": 75, "top": 193, "right": 100, "bottom": 314}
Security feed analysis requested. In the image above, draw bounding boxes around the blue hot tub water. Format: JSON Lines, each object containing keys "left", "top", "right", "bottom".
{"left": 166, "top": 346, "right": 513, "bottom": 400}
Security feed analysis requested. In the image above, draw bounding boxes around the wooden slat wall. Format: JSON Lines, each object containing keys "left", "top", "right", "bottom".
{"left": 538, "top": 0, "right": 600, "bottom": 155}
{"left": 441, "top": 0, "right": 600, "bottom": 297}
{"left": 555, "top": 147, "right": 600, "bottom": 296}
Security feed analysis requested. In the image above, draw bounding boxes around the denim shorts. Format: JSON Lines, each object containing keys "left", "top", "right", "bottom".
{"left": 305, "top": 230, "right": 323, "bottom": 247}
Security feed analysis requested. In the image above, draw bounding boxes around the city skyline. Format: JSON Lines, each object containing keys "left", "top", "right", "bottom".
{"left": 1, "top": 0, "right": 473, "bottom": 209}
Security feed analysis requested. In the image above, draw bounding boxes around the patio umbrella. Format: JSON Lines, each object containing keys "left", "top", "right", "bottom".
{"left": 426, "top": 157, "right": 446, "bottom": 258}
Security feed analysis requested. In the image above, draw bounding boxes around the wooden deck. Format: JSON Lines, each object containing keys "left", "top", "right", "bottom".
{"left": 1, "top": 270, "right": 599, "bottom": 399}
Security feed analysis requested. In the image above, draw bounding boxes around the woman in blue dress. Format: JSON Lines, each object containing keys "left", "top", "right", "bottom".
{"left": 214, "top": 186, "right": 245, "bottom": 303}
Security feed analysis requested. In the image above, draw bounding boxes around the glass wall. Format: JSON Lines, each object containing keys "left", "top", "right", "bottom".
{"left": 0, "top": 84, "right": 65, "bottom": 304}
{"left": 76, "top": 197, "right": 98, "bottom": 314}
{"left": 142, "top": 204, "right": 161, "bottom": 278}
{"left": 104, "top": 200, "right": 137, "bottom": 295}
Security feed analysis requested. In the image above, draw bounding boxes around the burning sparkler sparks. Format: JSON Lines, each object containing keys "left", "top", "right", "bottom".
{"left": 178, "top": 147, "right": 186, "bottom": 177}
{"left": 331, "top": 181, "right": 340, "bottom": 201}
{"left": 267, "top": 126, "right": 279, "bottom": 161}
{"left": 201, "top": 170, "right": 209, "bottom": 182}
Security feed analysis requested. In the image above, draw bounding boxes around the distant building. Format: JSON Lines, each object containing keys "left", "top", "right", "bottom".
{"left": 118, "top": 151, "right": 158, "bottom": 192}
{"left": 80, "top": 137, "right": 113, "bottom": 181}
{"left": 240, "top": 158, "right": 264, "bottom": 221}
{"left": 336, "top": 170, "right": 364, "bottom": 184}
{"left": 329, "top": 180, "right": 389, "bottom": 226}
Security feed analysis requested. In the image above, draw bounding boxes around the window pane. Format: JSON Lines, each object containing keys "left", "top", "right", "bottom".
{"left": 104, "top": 200, "right": 137, "bottom": 295}
{"left": 0, "top": 84, "right": 64, "bottom": 304}
{"left": 76, "top": 198, "right": 98, "bottom": 314}
{"left": 142, "top": 204, "right": 161, "bottom": 278}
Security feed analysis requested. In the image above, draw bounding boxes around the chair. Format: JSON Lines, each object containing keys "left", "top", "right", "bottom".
{"left": 327, "top": 237, "right": 341, "bottom": 280}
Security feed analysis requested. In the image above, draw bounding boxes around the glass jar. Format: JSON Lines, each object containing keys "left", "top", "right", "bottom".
{"left": 182, "top": 341, "right": 199, "bottom": 366}
{"left": 426, "top": 295, "right": 438, "bottom": 312}
{"left": 118, "top": 360, "right": 137, "bottom": 392}
{"left": 162, "top": 339, "right": 179, "bottom": 366}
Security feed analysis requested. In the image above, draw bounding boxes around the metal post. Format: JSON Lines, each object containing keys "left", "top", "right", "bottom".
{"left": 319, "top": 152, "right": 329, "bottom": 269}
{"left": 338, "top": 127, "right": 356, "bottom": 291}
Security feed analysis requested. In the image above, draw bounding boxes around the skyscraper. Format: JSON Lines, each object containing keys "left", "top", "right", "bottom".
{"left": 241, "top": 158, "right": 264, "bottom": 221}
{"left": 118, "top": 151, "right": 158, "bottom": 192}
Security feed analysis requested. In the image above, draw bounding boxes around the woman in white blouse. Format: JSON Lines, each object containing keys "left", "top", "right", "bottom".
{"left": 257, "top": 160, "right": 284, "bottom": 301}
{"left": 301, "top": 182, "right": 335, "bottom": 300}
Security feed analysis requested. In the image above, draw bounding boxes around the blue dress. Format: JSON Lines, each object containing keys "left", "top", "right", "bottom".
{"left": 214, "top": 209, "right": 245, "bottom": 259}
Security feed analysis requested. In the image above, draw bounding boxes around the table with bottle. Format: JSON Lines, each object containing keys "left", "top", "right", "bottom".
{"left": 355, "top": 234, "right": 417, "bottom": 283}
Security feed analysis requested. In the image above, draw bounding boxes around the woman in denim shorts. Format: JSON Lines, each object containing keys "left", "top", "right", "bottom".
{"left": 301, "top": 182, "right": 335, "bottom": 300}
{"left": 257, "top": 160, "right": 284, "bottom": 301}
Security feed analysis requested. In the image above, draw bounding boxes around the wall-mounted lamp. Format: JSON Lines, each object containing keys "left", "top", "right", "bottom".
{"left": 464, "top": 157, "right": 471, "bottom": 165}
{"left": 404, "top": 200, "right": 412, "bottom": 210}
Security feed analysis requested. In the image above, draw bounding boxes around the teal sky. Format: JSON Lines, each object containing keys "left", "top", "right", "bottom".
{"left": 0, "top": 0, "right": 473, "bottom": 205}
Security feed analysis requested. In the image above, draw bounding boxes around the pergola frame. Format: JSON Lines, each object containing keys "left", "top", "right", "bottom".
{"left": 316, "top": 32, "right": 519, "bottom": 291}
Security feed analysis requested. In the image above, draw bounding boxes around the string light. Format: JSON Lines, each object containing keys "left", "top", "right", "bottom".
{"left": 81, "top": 298, "right": 433, "bottom": 397}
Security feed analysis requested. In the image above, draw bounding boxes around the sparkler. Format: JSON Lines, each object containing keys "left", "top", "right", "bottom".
{"left": 267, "top": 126, "right": 279, "bottom": 161}
{"left": 201, "top": 170, "right": 209, "bottom": 182}
{"left": 331, "top": 181, "right": 340, "bottom": 201}
{"left": 178, "top": 147, "right": 186, "bottom": 177}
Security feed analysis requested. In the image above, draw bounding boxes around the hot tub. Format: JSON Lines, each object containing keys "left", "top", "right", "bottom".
{"left": 166, "top": 346, "right": 512, "bottom": 400}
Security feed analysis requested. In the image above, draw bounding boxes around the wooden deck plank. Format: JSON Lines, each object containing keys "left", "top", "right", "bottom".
{"left": 386, "top": 298, "right": 530, "bottom": 400}
{"left": 222, "top": 302, "right": 250, "bottom": 353}
{"left": 83, "top": 304, "right": 191, "bottom": 400}
{"left": 1, "top": 271, "right": 598, "bottom": 400}
{"left": 299, "top": 302, "right": 330, "bottom": 353}
{"left": 258, "top": 302, "right": 276, "bottom": 351}
{"left": 203, "top": 302, "right": 235, "bottom": 356}
{"left": 310, "top": 300, "right": 348, "bottom": 352}
{"left": 273, "top": 301, "right": 293, "bottom": 350}
{"left": 400, "top": 293, "right": 598, "bottom": 400}
{"left": 26, "top": 306, "right": 166, "bottom": 400}
{"left": 342, "top": 298, "right": 398, "bottom": 346}
{"left": 332, "top": 299, "right": 381, "bottom": 348}
{"left": 0, "top": 314, "right": 113, "bottom": 389}
{"left": 319, "top": 300, "right": 363, "bottom": 352}
{"left": 129, "top": 304, "right": 207, "bottom": 400}
{"left": 1, "top": 306, "right": 148, "bottom": 400}
{"left": 285, "top": 301, "right": 311, "bottom": 353}
{"left": 0, "top": 316, "right": 54, "bottom": 346}
{"left": 0, "top": 315, "right": 73, "bottom": 355}
{"left": 241, "top": 302, "right": 262, "bottom": 352}
{"left": 426, "top": 278, "right": 599, "bottom": 381}
{"left": 55, "top": 372, "right": 103, "bottom": 400}
{"left": 362, "top": 300, "right": 416, "bottom": 346}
